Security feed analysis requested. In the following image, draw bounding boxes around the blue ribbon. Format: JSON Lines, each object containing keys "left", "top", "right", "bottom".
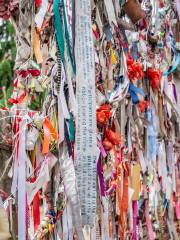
{"left": 163, "top": 53, "right": 180, "bottom": 76}
{"left": 146, "top": 109, "right": 157, "bottom": 162}
{"left": 132, "top": 41, "right": 138, "bottom": 61}
{"left": 128, "top": 83, "right": 144, "bottom": 104}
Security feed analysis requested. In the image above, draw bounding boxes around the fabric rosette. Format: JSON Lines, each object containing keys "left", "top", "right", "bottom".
{"left": 127, "top": 58, "right": 144, "bottom": 82}
{"left": 147, "top": 68, "right": 162, "bottom": 91}
{"left": 96, "top": 104, "right": 112, "bottom": 126}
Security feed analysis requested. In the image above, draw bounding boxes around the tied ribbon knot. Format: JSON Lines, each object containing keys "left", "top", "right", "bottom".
{"left": 17, "top": 69, "right": 41, "bottom": 78}
{"left": 8, "top": 90, "right": 26, "bottom": 105}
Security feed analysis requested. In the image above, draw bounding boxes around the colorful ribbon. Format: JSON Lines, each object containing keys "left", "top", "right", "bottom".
{"left": 163, "top": 53, "right": 180, "bottom": 76}
{"left": 42, "top": 117, "right": 58, "bottom": 154}
{"left": 53, "top": 0, "right": 75, "bottom": 73}
{"left": 128, "top": 83, "right": 144, "bottom": 104}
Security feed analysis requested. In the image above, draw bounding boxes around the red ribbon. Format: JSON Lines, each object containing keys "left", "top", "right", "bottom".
{"left": 33, "top": 193, "right": 40, "bottom": 232}
{"left": 32, "top": 157, "right": 40, "bottom": 233}
{"left": 17, "top": 69, "right": 41, "bottom": 78}
{"left": 8, "top": 90, "right": 26, "bottom": 105}
{"left": 138, "top": 100, "right": 148, "bottom": 112}
{"left": 35, "top": 0, "right": 42, "bottom": 8}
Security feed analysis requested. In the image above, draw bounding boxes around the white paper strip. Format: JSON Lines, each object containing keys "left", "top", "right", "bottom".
{"left": 75, "top": 0, "right": 98, "bottom": 226}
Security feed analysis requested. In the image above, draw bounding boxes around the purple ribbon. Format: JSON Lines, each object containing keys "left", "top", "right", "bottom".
{"left": 97, "top": 158, "right": 106, "bottom": 196}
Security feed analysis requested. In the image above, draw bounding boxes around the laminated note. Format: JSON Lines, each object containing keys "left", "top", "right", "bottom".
{"left": 75, "top": 0, "right": 98, "bottom": 226}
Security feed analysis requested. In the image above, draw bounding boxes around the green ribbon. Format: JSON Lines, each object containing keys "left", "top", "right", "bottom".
{"left": 69, "top": 112, "right": 75, "bottom": 142}
{"left": 53, "top": 0, "right": 75, "bottom": 73}
{"left": 61, "top": 0, "right": 76, "bottom": 73}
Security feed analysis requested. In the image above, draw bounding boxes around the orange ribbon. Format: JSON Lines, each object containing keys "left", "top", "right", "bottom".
{"left": 42, "top": 118, "right": 58, "bottom": 154}
{"left": 34, "top": 28, "right": 43, "bottom": 64}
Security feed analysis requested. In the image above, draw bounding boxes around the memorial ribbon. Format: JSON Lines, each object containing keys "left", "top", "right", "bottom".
{"left": 75, "top": 0, "right": 98, "bottom": 226}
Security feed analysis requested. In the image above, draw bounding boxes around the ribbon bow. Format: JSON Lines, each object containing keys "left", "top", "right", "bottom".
{"left": 17, "top": 69, "right": 41, "bottom": 78}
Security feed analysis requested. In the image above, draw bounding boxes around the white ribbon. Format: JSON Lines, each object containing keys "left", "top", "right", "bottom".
{"left": 158, "top": 141, "right": 168, "bottom": 192}
{"left": 104, "top": 0, "right": 118, "bottom": 26}
{"left": 60, "top": 64, "right": 70, "bottom": 119}
{"left": 138, "top": 150, "right": 147, "bottom": 174}
{"left": 58, "top": 64, "right": 70, "bottom": 143}
{"left": 101, "top": 197, "right": 110, "bottom": 240}
{"left": 35, "top": 0, "right": 49, "bottom": 29}
{"left": 18, "top": 119, "right": 27, "bottom": 240}
{"left": 26, "top": 153, "right": 57, "bottom": 205}
{"left": 60, "top": 144, "right": 84, "bottom": 239}
{"left": 63, "top": 203, "right": 74, "bottom": 240}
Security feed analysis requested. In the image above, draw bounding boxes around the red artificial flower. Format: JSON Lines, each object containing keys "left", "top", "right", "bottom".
{"left": 147, "top": 68, "right": 162, "bottom": 91}
{"left": 96, "top": 104, "right": 112, "bottom": 126}
{"left": 127, "top": 58, "right": 144, "bottom": 81}
{"left": 106, "top": 129, "right": 122, "bottom": 146}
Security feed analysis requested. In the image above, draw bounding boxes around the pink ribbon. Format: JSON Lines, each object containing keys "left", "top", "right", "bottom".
{"left": 98, "top": 141, "right": 107, "bottom": 158}
{"left": 132, "top": 200, "right": 138, "bottom": 240}
{"left": 26, "top": 194, "right": 29, "bottom": 240}
{"left": 145, "top": 201, "right": 155, "bottom": 240}
{"left": 175, "top": 201, "right": 180, "bottom": 220}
